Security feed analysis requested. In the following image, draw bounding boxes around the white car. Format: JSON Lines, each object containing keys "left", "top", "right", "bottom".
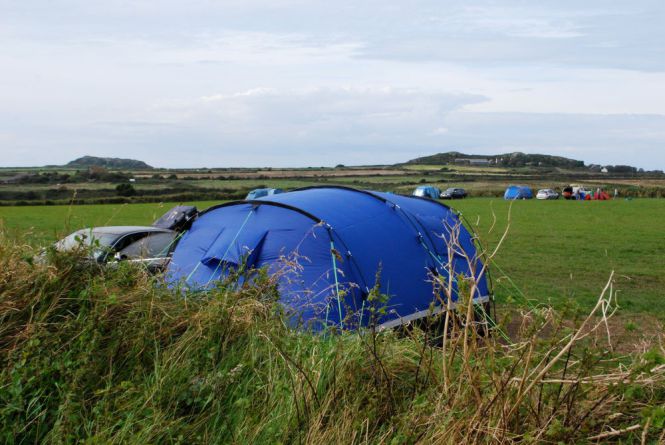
{"left": 536, "top": 189, "right": 559, "bottom": 200}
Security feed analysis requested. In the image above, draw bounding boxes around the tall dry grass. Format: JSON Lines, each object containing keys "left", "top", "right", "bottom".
{"left": 0, "top": 227, "right": 663, "bottom": 444}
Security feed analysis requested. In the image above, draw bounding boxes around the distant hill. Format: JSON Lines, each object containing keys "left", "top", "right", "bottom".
{"left": 405, "top": 151, "right": 586, "bottom": 169}
{"left": 66, "top": 156, "right": 152, "bottom": 169}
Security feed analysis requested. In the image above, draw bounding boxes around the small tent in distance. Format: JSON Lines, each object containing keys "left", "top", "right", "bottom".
{"left": 412, "top": 185, "right": 441, "bottom": 200}
{"left": 504, "top": 185, "right": 533, "bottom": 200}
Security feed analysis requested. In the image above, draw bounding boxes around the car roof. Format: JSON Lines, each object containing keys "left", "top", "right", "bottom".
{"left": 85, "top": 226, "right": 175, "bottom": 236}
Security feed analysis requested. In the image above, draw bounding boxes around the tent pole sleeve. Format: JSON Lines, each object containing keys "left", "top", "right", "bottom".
{"left": 329, "top": 238, "right": 343, "bottom": 329}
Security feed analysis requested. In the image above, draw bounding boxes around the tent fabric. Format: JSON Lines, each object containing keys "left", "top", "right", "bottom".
{"left": 245, "top": 188, "right": 284, "bottom": 200}
{"left": 504, "top": 185, "right": 533, "bottom": 200}
{"left": 412, "top": 186, "right": 441, "bottom": 199}
{"left": 166, "top": 186, "right": 490, "bottom": 330}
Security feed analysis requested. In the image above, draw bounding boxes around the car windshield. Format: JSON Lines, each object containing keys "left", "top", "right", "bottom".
{"left": 445, "top": 188, "right": 456, "bottom": 193}
{"left": 117, "top": 232, "right": 177, "bottom": 259}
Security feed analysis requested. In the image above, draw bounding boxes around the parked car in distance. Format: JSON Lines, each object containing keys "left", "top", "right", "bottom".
{"left": 245, "top": 188, "right": 284, "bottom": 200}
{"left": 441, "top": 187, "right": 467, "bottom": 199}
{"left": 55, "top": 226, "right": 178, "bottom": 272}
{"left": 536, "top": 189, "right": 559, "bottom": 200}
{"left": 413, "top": 185, "right": 441, "bottom": 200}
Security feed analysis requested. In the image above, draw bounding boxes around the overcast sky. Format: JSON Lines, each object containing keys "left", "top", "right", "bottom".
{"left": 1, "top": 0, "right": 664, "bottom": 168}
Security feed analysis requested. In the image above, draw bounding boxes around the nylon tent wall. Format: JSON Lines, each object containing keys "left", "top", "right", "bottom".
{"left": 504, "top": 185, "right": 533, "bottom": 200}
{"left": 412, "top": 185, "right": 441, "bottom": 200}
{"left": 166, "top": 186, "right": 490, "bottom": 330}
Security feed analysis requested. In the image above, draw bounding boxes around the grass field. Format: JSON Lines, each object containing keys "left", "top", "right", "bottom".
{"left": 449, "top": 199, "right": 665, "bottom": 320}
{"left": 0, "top": 201, "right": 220, "bottom": 243}
{"left": 1, "top": 197, "right": 664, "bottom": 443}
{"left": 1, "top": 198, "right": 663, "bottom": 319}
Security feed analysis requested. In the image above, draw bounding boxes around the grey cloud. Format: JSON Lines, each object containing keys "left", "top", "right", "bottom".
{"left": 1, "top": 0, "right": 663, "bottom": 168}
{"left": 354, "top": 4, "right": 665, "bottom": 71}
{"left": 4, "top": 0, "right": 664, "bottom": 71}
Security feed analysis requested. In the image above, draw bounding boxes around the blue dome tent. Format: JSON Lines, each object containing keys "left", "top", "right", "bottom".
{"left": 412, "top": 185, "right": 441, "bottom": 200}
{"left": 504, "top": 185, "right": 533, "bottom": 200}
{"left": 166, "top": 187, "right": 490, "bottom": 330}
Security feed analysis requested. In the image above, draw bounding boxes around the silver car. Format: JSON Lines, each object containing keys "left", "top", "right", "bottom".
{"left": 536, "top": 189, "right": 559, "bottom": 200}
{"left": 55, "top": 226, "right": 178, "bottom": 272}
{"left": 51, "top": 205, "right": 197, "bottom": 272}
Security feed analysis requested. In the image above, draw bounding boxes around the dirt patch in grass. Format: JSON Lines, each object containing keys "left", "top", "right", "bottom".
{"left": 603, "top": 313, "right": 664, "bottom": 354}
{"left": 497, "top": 308, "right": 663, "bottom": 354}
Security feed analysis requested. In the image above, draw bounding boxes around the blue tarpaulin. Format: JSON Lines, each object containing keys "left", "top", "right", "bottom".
{"left": 166, "top": 187, "right": 490, "bottom": 330}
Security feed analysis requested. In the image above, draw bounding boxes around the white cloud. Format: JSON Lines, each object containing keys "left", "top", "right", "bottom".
{"left": 431, "top": 127, "right": 449, "bottom": 135}
{"left": 147, "top": 87, "right": 487, "bottom": 160}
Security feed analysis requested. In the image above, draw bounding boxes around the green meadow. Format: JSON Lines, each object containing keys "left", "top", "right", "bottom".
{"left": 449, "top": 198, "right": 665, "bottom": 318}
{"left": 1, "top": 198, "right": 664, "bottom": 443}
{"left": 0, "top": 198, "right": 663, "bottom": 318}
{"left": 0, "top": 201, "right": 220, "bottom": 244}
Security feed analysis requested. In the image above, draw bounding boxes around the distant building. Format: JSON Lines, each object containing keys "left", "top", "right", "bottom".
{"left": 601, "top": 167, "right": 609, "bottom": 173}
{"left": 454, "top": 158, "right": 490, "bottom": 166}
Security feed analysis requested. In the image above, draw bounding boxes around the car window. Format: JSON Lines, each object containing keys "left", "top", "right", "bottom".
{"left": 117, "top": 232, "right": 176, "bottom": 259}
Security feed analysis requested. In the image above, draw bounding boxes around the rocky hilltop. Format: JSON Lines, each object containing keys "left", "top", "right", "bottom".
{"left": 66, "top": 156, "right": 152, "bottom": 169}
{"left": 405, "top": 151, "right": 585, "bottom": 169}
